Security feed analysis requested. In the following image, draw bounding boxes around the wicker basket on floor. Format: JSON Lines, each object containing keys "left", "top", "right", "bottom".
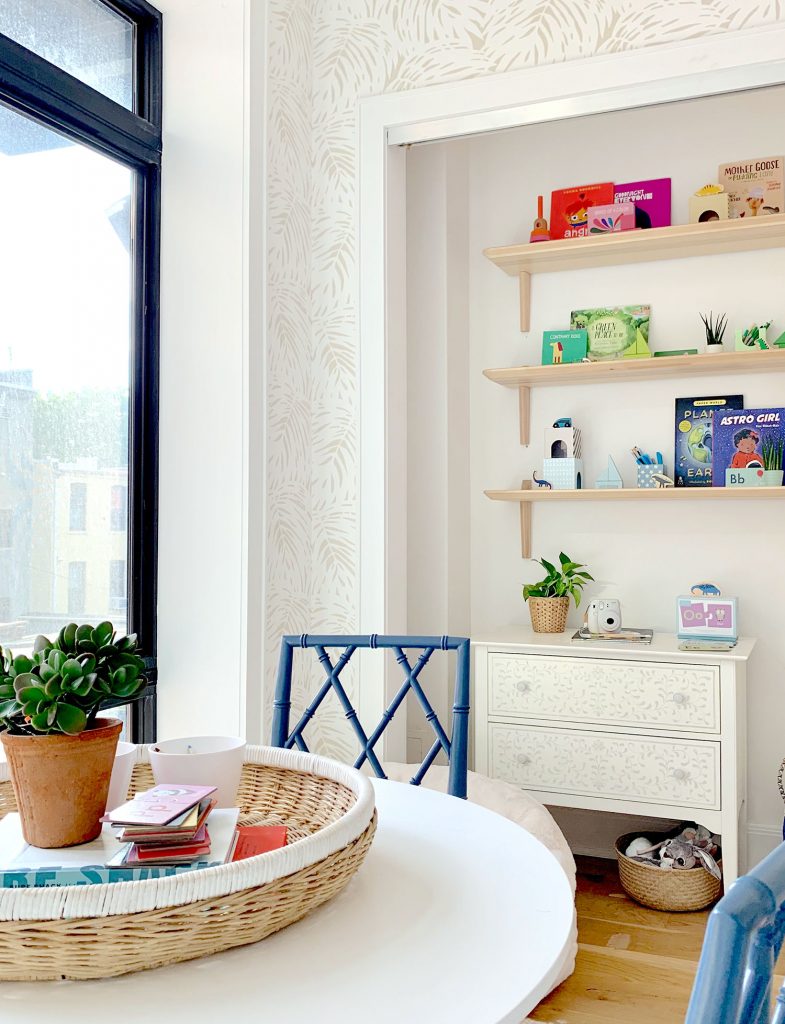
{"left": 615, "top": 829, "right": 721, "bottom": 912}
{"left": 0, "top": 745, "right": 376, "bottom": 980}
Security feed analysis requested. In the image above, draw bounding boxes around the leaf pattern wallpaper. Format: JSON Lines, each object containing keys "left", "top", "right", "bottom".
{"left": 265, "top": 0, "right": 784, "bottom": 755}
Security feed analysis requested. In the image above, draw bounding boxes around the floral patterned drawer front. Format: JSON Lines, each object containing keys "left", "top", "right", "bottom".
{"left": 488, "top": 653, "right": 719, "bottom": 733}
{"left": 489, "top": 724, "right": 720, "bottom": 810}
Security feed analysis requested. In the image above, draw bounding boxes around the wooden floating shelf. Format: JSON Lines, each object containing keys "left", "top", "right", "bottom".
{"left": 484, "top": 215, "right": 785, "bottom": 333}
{"left": 484, "top": 349, "right": 785, "bottom": 389}
{"left": 485, "top": 486, "right": 785, "bottom": 558}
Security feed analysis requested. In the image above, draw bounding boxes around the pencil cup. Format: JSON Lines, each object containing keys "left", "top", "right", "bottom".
{"left": 637, "top": 464, "right": 664, "bottom": 488}
{"left": 149, "top": 735, "right": 246, "bottom": 807}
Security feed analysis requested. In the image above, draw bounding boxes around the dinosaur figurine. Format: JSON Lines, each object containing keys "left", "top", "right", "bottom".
{"left": 532, "top": 472, "right": 552, "bottom": 489}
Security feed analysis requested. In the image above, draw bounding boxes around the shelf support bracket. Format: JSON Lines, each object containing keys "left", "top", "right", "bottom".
{"left": 518, "top": 385, "right": 530, "bottom": 446}
{"left": 520, "top": 479, "right": 532, "bottom": 559}
{"left": 519, "top": 271, "right": 531, "bottom": 333}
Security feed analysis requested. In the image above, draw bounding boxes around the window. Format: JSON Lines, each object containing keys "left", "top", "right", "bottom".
{"left": 0, "top": 1, "right": 161, "bottom": 741}
{"left": 69, "top": 483, "right": 87, "bottom": 532}
{"left": 109, "top": 560, "right": 127, "bottom": 612}
{"left": 68, "top": 562, "right": 86, "bottom": 615}
{"left": 110, "top": 485, "right": 127, "bottom": 532}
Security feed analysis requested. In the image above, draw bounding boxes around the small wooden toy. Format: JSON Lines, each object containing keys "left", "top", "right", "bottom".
{"left": 532, "top": 472, "right": 552, "bottom": 489}
{"left": 595, "top": 456, "right": 623, "bottom": 489}
{"left": 529, "top": 195, "right": 550, "bottom": 243}
{"left": 689, "top": 184, "right": 729, "bottom": 223}
{"left": 691, "top": 582, "right": 721, "bottom": 597}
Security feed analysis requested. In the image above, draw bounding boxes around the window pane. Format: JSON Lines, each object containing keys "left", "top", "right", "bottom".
{"left": 0, "top": 102, "right": 131, "bottom": 650}
{"left": 0, "top": 0, "right": 134, "bottom": 109}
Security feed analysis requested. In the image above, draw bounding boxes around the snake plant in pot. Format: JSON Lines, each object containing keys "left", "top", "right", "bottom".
{"left": 0, "top": 622, "right": 147, "bottom": 847}
{"left": 523, "top": 553, "right": 594, "bottom": 634}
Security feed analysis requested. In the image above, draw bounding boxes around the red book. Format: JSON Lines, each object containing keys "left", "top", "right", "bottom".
{"left": 125, "top": 832, "right": 212, "bottom": 864}
{"left": 231, "top": 825, "right": 288, "bottom": 861}
{"left": 550, "top": 182, "right": 615, "bottom": 240}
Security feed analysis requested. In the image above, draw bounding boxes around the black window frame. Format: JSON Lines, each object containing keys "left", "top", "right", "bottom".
{"left": 0, "top": 0, "right": 161, "bottom": 742}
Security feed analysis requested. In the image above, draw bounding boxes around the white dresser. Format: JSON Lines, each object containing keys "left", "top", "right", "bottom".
{"left": 472, "top": 629, "right": 756, "bottom": 886}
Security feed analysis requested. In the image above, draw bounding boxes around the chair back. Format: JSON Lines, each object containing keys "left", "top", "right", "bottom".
{"left": 272, "top": 634, "right": 470, "bottom": 798}
{"left": 685, "top": 841, "right": 785, "bottom": 1024}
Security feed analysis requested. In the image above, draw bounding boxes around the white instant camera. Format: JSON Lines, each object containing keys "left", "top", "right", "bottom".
{"left": 586, "top": 598, "right": 622, "bottom": 634}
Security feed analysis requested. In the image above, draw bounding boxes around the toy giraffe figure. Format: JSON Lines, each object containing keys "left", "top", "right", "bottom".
{"left": 550, "top": 341, "right": 563, "bottom": 364}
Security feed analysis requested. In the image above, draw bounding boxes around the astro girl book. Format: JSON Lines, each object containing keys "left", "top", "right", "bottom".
{"left": 712, "top": 407, "right": 785, "bottom": 486}
{"left": 674, "top": 394, "right": 743, "bottom": 487}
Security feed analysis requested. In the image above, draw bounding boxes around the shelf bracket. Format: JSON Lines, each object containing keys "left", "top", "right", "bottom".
{"left": 519, "top": 271, "right": 531, "bottom": 333}
{"left": 519, "top": 479, "right": 532, "bottom": 559}
{"left": 518, "top": 385, "right": 530, "bottom": 446}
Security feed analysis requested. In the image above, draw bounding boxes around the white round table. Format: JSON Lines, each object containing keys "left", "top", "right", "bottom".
{"left": 0, "top": 779, "right": 575, "bottom": 1024}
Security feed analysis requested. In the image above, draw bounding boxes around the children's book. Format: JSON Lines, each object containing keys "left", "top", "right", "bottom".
{"left": 586, "top": 202, "right": 635, "bottom": 233}
{"left": 570, "top": 306, "right": 650, "bottom": 361}
{"left": 549, "top": 182, "right": 614, "bottom": 240}
{"left": 712, "top": 407, "right": 785, "bottom": 486}
{"left": 541, "top": 329, "right": 587, "bottom": 365}
{"left": 719, "top": 157, "right": 784, "bottom": 218}
{"left": 231, "top": 825, "right": 288, "bottom": 862}
{"left": 614, "top": 178, "right": 672, "bottom": 228}
{"left": 674, "top": 394, "right": 743, "bottom": 487}
{"left": 106, "top": 784, "right": 216, "bottom": 827}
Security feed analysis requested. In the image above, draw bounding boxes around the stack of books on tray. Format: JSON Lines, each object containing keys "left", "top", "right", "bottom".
{"left": 0, "top": 783, "right": 289, "bottom": 888}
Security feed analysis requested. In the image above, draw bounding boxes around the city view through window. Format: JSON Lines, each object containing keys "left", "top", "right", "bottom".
{"left": 0, "top": 103, "right": 133, "bottom": 653}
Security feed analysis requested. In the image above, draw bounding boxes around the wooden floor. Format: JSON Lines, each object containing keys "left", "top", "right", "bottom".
{"left": 529, "top": 856, "right": 713, "bottom": 1023}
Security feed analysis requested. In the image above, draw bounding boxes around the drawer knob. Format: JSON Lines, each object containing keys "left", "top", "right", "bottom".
{"left": 671, "top": 768, "right": 689, "bottom": 782}
{"left": 672, "top": 692, "right": 688, "bottom": 706}
{"left": 516, "top": 681, "right": 530, "bottom": 694}
{"left": 516, "top": 754, "right": 531, "bottom": 767}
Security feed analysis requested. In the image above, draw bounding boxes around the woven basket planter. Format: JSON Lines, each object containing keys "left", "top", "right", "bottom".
{"left": 615, "top": 830, "right": 721, "bottom": 912}
{"left": 528, "top": 595, "right": 569, "bottom": 633}
{"left": 0, "top": 745, "right": 376, "bottom": 980}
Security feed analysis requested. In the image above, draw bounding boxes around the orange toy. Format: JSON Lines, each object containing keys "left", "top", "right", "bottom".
{"left": 529, "top": 195, "right": 550, "bottom": 242}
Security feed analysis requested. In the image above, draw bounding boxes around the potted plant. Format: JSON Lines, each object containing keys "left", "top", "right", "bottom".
{"left": 700, "top": 311, "right": 727, "bottom": 355}
{"left": 0, "top": 622, "right": 147, "bottom": 848}
{"left": 523, "top": 553, "right": 593, "bottom": 634}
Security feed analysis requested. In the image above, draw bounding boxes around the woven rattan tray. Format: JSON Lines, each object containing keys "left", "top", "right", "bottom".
{"left": 0, "top": 745, "right": 376, "bottom": 980}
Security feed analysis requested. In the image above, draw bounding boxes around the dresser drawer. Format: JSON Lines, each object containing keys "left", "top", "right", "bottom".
{"left": 488, "top": 723, "right": 720, "bottom": 810}
{"left": 488, "top": 653, "right": 720, "bottom": 733}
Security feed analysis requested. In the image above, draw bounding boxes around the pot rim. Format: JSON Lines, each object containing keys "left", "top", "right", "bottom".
{"left": 0, "top": 716, "right": 123, "bottom": 744}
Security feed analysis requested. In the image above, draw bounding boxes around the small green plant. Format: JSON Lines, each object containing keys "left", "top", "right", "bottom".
{"left": 522, "top": 553, "right": 594, "bottom": 607}
{"left": 700, "top": 311, "right": 727, "bottom": 348}
{"left": 0, "top": 622, "right": 147, "bottom": 736}
{"left": 762, "top": 435, "right": 784, "bottom": 471}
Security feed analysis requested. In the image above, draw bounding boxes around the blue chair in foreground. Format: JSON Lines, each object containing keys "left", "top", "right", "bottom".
{"left": 685, "top": 841, "right": 785, "bottom": 1023}
{"left": 272, "top": 634, "right": 470, "bottom": 798}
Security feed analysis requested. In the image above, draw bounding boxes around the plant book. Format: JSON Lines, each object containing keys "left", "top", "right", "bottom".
{"left": 712, "top": 407, "right": 785, "bottom": 486}
{"left": 106, "top": 784, "right": 217, "bottom": 827}
{"left": 675, "top": 395, "right": 744, "bottom": 487}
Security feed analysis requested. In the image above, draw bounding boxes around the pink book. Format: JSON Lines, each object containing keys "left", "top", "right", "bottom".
{"left": 614, "top": 178, "right": 671, "bottom": 228}
{"left": 107, "top": 785, "right": 217, "bottom": 826}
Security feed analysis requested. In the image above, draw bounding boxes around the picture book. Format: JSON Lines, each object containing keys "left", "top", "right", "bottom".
{"left": 549, "top": 182, "right": 614, "bottom": 240}
{"left": 712, "top": 407, "right": 785, "bottom": 486}
{"left": 231, "top": 825, "right": 288, "bottom": 862}
{"left": 614, "top": 178, "right": 672, "bottom": 228}
{"left": 570, "top": 306, "right": 650, "bottom": 361}
{"left": 541, "top": 329, "right": 587, "bottom": 365}
{"left": 718, "top": 157, "right": 784, "bottom": 218}
{"left": 674, "top": 394, "right": 744, "bottom": 487}
{"left": 586, "top": 202, "right": 635, "bottom": 233}
{"left": 113, "top": 799, "right": 215, "bottom": 842}
{"left": 106, "top": 784, "right": 217, "bottom": 827}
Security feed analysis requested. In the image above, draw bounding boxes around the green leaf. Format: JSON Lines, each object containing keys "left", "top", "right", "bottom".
{"left": 13, "top": 675, "right": 39, "bottom": 696}
{"left": 12, "top": 655, "right": 33, "bottom": 675}
{"left": 0, "top": 699, "right": 20, "bottom": 720}
{"left": 61, "top": 659, "right": 83, "bottom": 682}
{"left": 71, "top": 676, "right": 94, "bottom": 697}
{"left": 47, "top": 650, "right": 65, "bottom": 673}
{"left": 61, "top": 622, "right": 78, "bottom": 652}
{"left": 93, "top": 622, "right": 114, "bottom": 647}
{"left": 32, "top": 635, "right": 51, "bottom": 655}
{"left": 55, "top": 703, "right": 87, "bottom": 735}
{"left": 43, "top": 676, "right": 63, "bottom": 699}
{"left": 38, "top": 662, "right": 56, "bottom": 683}
{"left": 113, "top": 677, "right": 144, "bottom": 698}
{"left": 30, "top": 711, "right": 52, "bottom": 733}
{"left": 539, "top": 557, "right": 557, "bottom": 576}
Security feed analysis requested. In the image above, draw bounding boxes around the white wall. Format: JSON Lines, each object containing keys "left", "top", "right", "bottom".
{"left": 407, "top": 83, "right": 785, "bottom": 859}
{"left": 157, "top": 0, "right": 262, "bottom": 740}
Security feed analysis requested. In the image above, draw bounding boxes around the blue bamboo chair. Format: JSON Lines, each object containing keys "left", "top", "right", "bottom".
{"left": 272, "top": 634, "right": 470, "bottom": 799}
{"left": 685, "top": 841, "right": 785, "bottom": 1023}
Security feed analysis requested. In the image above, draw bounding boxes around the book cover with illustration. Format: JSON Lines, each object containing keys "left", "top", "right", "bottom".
{"left": 550, "top": 182, "right": 614, "bottom": 240}
{"left": 718, "top": 157, "right": 784, "bottom": 218}
{"left": 614, "top": 178, "right": 672, "bottom": 228}
{"left": 570, "top": 306, "right": 650, "bottom": 361}
{"left": 712, "top": 407, "right": 785, "bottom": 486}
{"left": 675, "top": 394, "right": 743, "bottom": 487}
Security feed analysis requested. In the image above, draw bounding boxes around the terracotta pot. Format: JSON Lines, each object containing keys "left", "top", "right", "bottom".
{"left": 1, "top": 717, "right": 122, "bottom": 847}
{"left": 528, "top": 595, "right": 569, "bottom": 633}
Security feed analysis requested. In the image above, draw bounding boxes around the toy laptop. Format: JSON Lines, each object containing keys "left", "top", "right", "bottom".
{"left": 677, "top": 595, "right": 738, "bottom": 641}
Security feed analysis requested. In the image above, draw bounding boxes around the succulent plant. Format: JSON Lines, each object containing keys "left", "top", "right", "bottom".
{"left": 0, "top": 622, "right": 146, "bottom": 736}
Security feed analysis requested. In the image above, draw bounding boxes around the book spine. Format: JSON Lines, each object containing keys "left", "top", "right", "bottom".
{"left": 0, "top": 862, "right": 219, "bottom": 888}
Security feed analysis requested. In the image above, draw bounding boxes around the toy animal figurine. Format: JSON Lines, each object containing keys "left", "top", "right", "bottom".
{"left": 532, "top": 472, "right": 552, "bottom": 489}
{"left": 651, "top": 472, "right": 674, "bottom": 488}
{"left": 691, "top": 582, "right": 721, "bottom": 597}
{"left": 529, "top": 195, "right": 550, "bottom": 243}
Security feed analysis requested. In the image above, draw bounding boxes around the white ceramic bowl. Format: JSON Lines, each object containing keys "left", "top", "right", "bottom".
{"left": 149, "top": 735, "right": 246, "bottom": 807}
{"left": 106, "top": 741, "right": 138, "bottom": 812}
